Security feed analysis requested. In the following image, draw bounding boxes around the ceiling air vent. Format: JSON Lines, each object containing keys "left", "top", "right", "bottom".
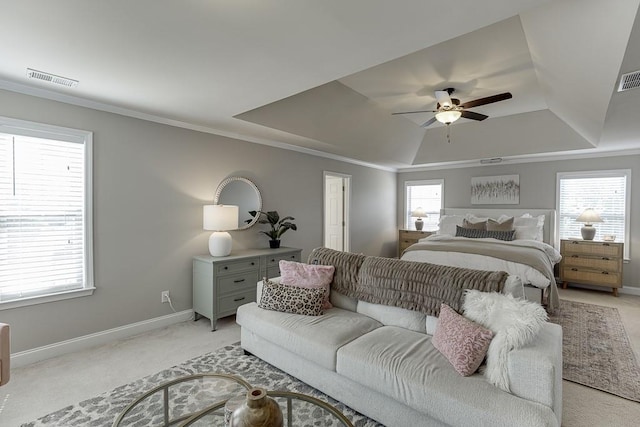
{"left": 26, "top": 68, "right": 78, "bottom": 88}
{"left": 618, "top": 70, "right": 640, "bottom": 92}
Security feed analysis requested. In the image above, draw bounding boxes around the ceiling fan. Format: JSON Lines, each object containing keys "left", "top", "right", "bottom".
{"left": 392, "top": 88, "right": 512, "bottom": 128}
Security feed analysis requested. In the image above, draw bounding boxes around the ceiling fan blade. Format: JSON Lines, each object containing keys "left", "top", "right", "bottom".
{"left": 435, "top": 90, "right": 453, "bottom": 108}
{"left": 392, "top": 109, "right": 437, "bottom": 115}
{"left": 460, "top": 92, "right": 512, "bottom": 109}
{"left": 420, "top": 117, "right": 438, "bottom": 128}
{"left": 461, "top": 110, "right": 489, "bottom": 121}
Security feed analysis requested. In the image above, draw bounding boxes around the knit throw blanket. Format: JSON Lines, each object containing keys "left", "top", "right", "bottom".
{"left": 309, "top": 248, "right": 507, "bottom": 316}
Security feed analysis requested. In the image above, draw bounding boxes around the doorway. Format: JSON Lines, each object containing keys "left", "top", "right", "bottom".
{"left": 323, "top": 172, "right": 350, "bottom": 252}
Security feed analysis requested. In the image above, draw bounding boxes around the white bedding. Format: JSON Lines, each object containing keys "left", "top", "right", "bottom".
{"left": 401, "top": 234, "right": 561, "bottom": 289}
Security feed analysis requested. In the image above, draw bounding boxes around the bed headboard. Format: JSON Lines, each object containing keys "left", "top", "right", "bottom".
{"left": 442, "top": 208, "right": 557, "bottom": 247}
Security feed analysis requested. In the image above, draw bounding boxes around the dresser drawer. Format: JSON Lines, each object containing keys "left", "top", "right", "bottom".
{"left": 218, "top": 271, "right": 259, "bottom": 295}
{"left": 562, "top": 267, "right": 622, "bottom": 287}
{"left": 218, "top": 289, "right": 256, "bottom": 315}
{"left": 561, "top": 240, "right": 622, "bottom": 258}
{"left": 265, "top": 252, "right": 301, "bottom": 269}
{"left": 562, "top": 255, "right": 619, "bottom": 272}
{"left": 216, "top": 257, "right": 259, "bottom": 275}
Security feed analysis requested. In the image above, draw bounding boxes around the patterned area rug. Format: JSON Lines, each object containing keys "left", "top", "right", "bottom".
{"left": 22, "top": 344, "right": 382, "bottom": 427}
{"left": 548, "top": 299, "right": 640, "bottom": 402}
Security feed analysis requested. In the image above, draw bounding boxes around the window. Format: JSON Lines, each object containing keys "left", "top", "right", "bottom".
{"left": 556, "top": 170, "right": 630, "bottom": 259}
{"left": 0, "top": 117, "right": 93, "bottom": 309}
{"left": 404, "top": 179, "right": 443, "bottom": 231}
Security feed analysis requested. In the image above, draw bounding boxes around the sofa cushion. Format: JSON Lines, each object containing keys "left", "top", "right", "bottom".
{"left": 259, "top": 279, "right": 325, "bottom": 316}
{"left": 357, "top": 301, "right": 426, "bottom": 333}
{"left": 432, "top": 304, "right": 493, "bottom": 376}
{"left": 279, "top": 260, "right": 335, "bottom": 309}
{"left": 336, "top": 326, "right": 557, "bottom": 427}
{"left": 236, "top": 303, "right": 382, "bottom": 371}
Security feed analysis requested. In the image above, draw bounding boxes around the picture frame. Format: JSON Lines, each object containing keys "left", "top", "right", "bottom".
{"left": 471, "top": 174, "right": 520, "bottom": 205}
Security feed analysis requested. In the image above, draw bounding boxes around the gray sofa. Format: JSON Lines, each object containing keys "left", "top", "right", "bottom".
{"left": 236, "top": 249, "right": 562, "bottom": 427}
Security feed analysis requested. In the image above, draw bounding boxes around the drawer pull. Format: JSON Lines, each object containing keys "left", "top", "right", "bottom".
{"left": 224, "top": 266, "right": 228, "bottom": 270}
{"left": 233, "top": 279, "right": 245, "bottom": 283}
{"left": 290, "top": 255, "right": 295, "bottom": 259}
{"left": 571, "top": 241, "right": 579, "bottom": 244}
{"left": 602, "top": 271, "right": 609, "bottom": 275}
{"left": 603, "top": 243, "right": 610, "bottom": 246}
{"left": 602, "top": 257, "right": 610, "bottom": 260}
{"left": 251, "top": 262, "right": 255, "bottom": 265}
{"left": 271, "top": 259, "right": 275, "bottom": 262}
{"left": 233, "top": 297, "right": 246, "bottom": 302}
{"left": 571, "top": 255, "right": 579, "bottom": 258}
{"left": 571, "top": 268, "right": 578, "bottom": 271}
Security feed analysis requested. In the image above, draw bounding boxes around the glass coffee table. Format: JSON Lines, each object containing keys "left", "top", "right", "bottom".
{"left": 112, "top": 373, "right": 353, "bottom": 427}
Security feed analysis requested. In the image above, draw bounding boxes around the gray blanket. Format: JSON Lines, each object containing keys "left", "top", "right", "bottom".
{"left": 404, "top": 240, "right": 559, "bottom": 311}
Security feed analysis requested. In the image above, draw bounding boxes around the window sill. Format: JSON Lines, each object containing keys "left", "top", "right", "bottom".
{"left": 0, "top": 287, "right": 96, "bottom": 311}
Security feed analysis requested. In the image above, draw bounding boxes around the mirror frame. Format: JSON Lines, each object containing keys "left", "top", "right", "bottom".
{"left": 214, "top": 176, "right": 262, "bottom": 230}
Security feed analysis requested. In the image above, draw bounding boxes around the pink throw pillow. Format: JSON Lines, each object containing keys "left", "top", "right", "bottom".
{"left": 279, "top": 260, "right": 335, "bottom": 309}
{"left": 432, "top": 303, "right": 494, "bottom": 376}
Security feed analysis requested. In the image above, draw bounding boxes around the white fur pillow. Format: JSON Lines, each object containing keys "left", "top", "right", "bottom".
{"left": 463, "top": 290, "right": 548, "bottom": 391}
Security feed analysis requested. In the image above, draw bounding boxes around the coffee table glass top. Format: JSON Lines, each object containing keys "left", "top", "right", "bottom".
{"left": 113, "top": 373, "right": 353, "bottom": 427}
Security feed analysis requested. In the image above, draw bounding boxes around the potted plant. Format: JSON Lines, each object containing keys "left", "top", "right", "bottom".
{"left": 247, "top": 210, "right": 297, "bottom": 248}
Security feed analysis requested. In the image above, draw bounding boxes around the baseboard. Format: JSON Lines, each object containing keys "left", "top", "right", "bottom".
{"left": 11, "top": 309, "right": 194, "bottom": 368}
{"left": 619, "top": 286, "right": 640, "bottom": 296}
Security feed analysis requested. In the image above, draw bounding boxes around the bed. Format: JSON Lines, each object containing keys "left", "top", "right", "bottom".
{"left": 400, "top": 208, "right": 561, "bottom": 311}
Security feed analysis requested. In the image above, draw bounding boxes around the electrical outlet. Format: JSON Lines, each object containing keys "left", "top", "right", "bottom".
{"left": 161, "top": 290, "right": 170, "bottom": 303}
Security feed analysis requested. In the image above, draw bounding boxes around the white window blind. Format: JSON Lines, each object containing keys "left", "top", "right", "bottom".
{"left": 557, "top": 170, "right": 630, "bottom": 258}
{"left": 0, "top": 123, "right": 91, "bottom": 305}
{"left": 405, "top": 180, "right": 443, "bottom": 231}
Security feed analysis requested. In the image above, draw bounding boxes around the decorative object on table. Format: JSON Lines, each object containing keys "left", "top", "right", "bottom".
{"left": 410, "top": 207, "right": 427, "bottom": 230}
{"left": 247, "top": 210, "right": 297, "bottom": 249}
{"left": 225, "top": 394, "right": 246, "bottom": 426}
{"left": 470, "top": 174, "right": 519, "bottom": 205}
{"left": 603, "top": 234, "right": 616, "bottom": 242}
{"left": 230, "top": 387, "right": 283, "bottom": 427}
{"left": 214, "top": 176, "right": 263, "bottom": 230}
{"left": 575, "top": 208, "right": 603, "bottom": 240}
{"left": 203, "top": 204, "right": 239, "bottom": 256}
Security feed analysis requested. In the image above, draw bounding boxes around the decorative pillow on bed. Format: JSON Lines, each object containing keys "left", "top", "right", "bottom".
{"left": 462, "top": 218, "right": 487, "bottom": 230}
{"left": 259, "top": 279, "right": 325, "bottom": 316}
{"left": 437, "top": 215, "right": 465, "bottom": 235}
{"left": 455, "top": 226, "right": 516, "bottom": 241}
{"left": 433, "top": 303, "right": 494, "bottom": 376}
{"left": 487, "top": 217, "right": 514, "bottom": 231}
{"left": 463, "top": 290, "right": 548, "bottom": 391}
{"left": 513, "top": 214, "right": 545, "bottom": 241}
{"left": 279, "top": 260, "right": 335, "bottom": 309}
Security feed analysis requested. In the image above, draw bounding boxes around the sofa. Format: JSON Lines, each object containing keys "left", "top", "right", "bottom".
{"left": 236, "top": 248, "right": 563, "bottom": 427}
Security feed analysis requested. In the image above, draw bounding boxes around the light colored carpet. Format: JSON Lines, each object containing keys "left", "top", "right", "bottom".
{"left": 548, "top": 299, "right": 640, "bottom": 402}
{"left": 2, "top": 288, "right": 639, "bottom": 426}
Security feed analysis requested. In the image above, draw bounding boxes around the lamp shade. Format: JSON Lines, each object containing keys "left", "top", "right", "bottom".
{"left": 576, "top": 208, "right": 603, "bottom": 225}
{"left": 435, "top": 110, "right": 462, "bottom": 124}
{"left": 203, "top": 205, "right": 239, "bottom": 231}
{"left": 410, "top": 208, "right": 427, "bottom": 218}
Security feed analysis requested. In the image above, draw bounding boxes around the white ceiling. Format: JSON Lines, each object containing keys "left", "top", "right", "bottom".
{"left": 1, "top": 0, "right": 639, "bottom": 170}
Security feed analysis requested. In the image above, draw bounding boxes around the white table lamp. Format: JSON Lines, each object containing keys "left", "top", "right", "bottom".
{"left": 203, "top": 204, "right": 239, "bottom": 256}
{"left": 576, "top": 208, "right": 603, "bottom": 240}
{"left": 411, "top": 208, "right": 427, "bottom": 231}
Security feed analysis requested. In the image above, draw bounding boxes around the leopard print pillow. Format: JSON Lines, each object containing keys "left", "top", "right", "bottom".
{"left": 259, "top": 279, "right": 325, "bottom": 316}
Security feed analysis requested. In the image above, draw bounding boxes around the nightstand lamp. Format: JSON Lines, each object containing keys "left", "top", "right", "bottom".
{"left": 411, "top": 207, "right": 427, "bottom": 231}
{"left": 576, "top": 208, "right": 603, "bottom": 240}
{"left": 203, "top": 204, "right": 239, "bottom": 256}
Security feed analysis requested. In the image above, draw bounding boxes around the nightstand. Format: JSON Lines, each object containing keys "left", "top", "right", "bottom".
{"left": 398, "top": 229, "right": 433, "bottom": 256}
{"left": 193, "top": 247, "right": 302, "bottom": 330}
{"left": 559, "top": 239, "right": 623, "bottom": 296}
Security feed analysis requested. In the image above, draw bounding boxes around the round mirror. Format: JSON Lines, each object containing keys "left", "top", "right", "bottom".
{"left": 214, "top": 177, "right": 262, "bottom": 230}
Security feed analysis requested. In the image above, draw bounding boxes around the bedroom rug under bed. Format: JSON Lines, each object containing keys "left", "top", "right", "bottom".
{"left": 548, "top": 299, "right": 640, "bottom": 402}
{"left": 22, "top": 344, "right": 382, "bottom": 427}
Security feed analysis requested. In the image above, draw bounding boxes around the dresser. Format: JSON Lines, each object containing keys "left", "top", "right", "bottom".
{"left": 559, "top": 239, "right": 623, "bottom": 296}
{"left": 398, "top": 229, "right": 433, "bottom": 256}
{"left": 193, "top": 247, "right": 302, "bottom": 330}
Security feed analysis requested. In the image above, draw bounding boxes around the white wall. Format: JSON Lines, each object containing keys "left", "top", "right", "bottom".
{"left": 398, "top": 155, "right": 640, "bottom": 290}
{"left": 0, "top": 89, "right": 397, "bottom": 353}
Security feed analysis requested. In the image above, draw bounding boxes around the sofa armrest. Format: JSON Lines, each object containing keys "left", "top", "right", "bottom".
{"left": 256, "top": 277, "right": 282, "bottom": 302}
{"left": 507, "top": 322, "right": 562, "bottom": 425}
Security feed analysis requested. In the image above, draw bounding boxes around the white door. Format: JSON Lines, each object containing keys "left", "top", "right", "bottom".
{"left": 324, "top": 172, "right": 350, "bottom": 251}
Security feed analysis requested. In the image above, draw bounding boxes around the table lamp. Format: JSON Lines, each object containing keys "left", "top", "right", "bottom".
{"left": 576, "top": 208, "right": 603, "bottom": 240}
{"left": 203, "top": 204, "right": 239, "bottom": 256}
{"left": 411, "top": 208, "right": 427, "bottom": 231}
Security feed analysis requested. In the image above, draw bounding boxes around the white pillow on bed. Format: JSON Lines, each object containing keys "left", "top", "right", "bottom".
{"left": 513, "top": 214, "right": 544, "bottom": 241}
{"left": 437, "top": 215, "right": 465, "bottom": 235}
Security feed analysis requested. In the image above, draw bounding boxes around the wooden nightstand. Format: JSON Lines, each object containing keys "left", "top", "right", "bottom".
{"left": 560, "top": 239, "right": 623, "bottom": 296}
{"left": 398, "top": 229, "right": 433, "bottom": 256}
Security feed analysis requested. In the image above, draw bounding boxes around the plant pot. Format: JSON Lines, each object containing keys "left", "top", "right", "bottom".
{"left": 269, "top": 240, "right": 281, "bottom": 249}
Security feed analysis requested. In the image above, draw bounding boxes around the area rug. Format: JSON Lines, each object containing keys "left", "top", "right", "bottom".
{"left": 22, "top": 344, "right": 382, "bottom": 427}
{"left": 548, "top": 299, "right": 640, "bottom": 402}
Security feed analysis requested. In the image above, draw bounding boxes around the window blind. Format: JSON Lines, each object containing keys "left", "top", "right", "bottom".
{"left": 406, "top": 181, "right": 443, "bottom": 230}
{"left": 558, "top": 172, "right": 628, "bottom": 250}
{"left": 0, "top": 133, "right": 86, "bottom": 302}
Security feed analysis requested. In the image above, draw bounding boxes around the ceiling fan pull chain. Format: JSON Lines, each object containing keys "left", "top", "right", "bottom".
{"left": 447, "top": 124, "right": 451, "bottom": 143}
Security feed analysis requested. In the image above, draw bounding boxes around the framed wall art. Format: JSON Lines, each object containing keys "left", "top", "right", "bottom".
{"left": 471, "top": 174, "right": 520, "bottom": 205}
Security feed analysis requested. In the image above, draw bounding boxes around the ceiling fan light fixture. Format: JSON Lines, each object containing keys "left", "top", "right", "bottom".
{"left": 435, "top": 110, "right": 461, "bottom": 124}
